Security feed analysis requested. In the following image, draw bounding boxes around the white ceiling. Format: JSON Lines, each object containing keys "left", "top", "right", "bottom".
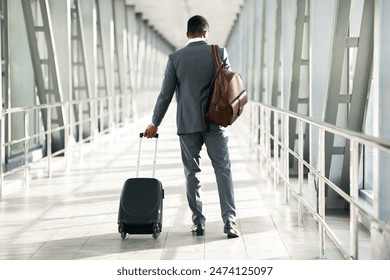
{"left": 125, "top": 0, "right": 245, "bottom": 50}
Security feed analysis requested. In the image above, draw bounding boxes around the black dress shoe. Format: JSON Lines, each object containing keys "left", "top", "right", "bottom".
{"left": 191, "top": 224, "right": 205, "bottom": 236}
{"left": 224, "top": 221, "right": 240, "bottom": 238}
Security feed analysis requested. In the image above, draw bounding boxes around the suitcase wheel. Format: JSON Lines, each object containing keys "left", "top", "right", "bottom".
{"left": 118, "top": 224, "right": 126, "bottom": 239}
{"left": 152, "top": 223, "right": 160, "bottom": 239}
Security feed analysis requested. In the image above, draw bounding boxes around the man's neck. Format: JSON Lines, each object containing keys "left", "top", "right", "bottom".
{"left": 186, "top": 37, "right": 206, "bottom": 45}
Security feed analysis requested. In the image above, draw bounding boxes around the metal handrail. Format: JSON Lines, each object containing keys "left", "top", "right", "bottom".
{"left": 0, "top": 94, "right": 133, "bottom": 199}
{"left": 248, "top": 101, "right": 390, "bottom": 260}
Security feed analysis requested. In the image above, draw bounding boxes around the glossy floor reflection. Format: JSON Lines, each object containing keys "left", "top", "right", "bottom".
{"left": 0, "top": 108, "right": 364, "bottom": 260}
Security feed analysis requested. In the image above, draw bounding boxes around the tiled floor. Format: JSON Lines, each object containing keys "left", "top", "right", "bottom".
{"left": 0, "top": 108, "right": 364, "bottom": 260}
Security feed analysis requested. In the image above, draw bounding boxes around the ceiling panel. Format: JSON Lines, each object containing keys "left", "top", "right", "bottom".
{"left": 126, "top": 0, "right": 244, "bottom": 49}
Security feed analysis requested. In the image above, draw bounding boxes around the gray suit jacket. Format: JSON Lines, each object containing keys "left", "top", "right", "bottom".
{"left": 152, "top": 41, "right": 230, "bottom": 134}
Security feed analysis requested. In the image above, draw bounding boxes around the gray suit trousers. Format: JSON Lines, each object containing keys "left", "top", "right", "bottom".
{"left": 179, "top": 123, "right": 237, "bottom": 225}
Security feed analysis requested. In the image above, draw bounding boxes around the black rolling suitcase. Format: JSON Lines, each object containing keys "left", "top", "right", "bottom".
{"left": 117, "top": 133, "right": 164, "bottom": 239}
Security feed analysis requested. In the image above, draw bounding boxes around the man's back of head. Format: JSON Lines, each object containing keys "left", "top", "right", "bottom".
{"left": 187, "top": 15, "right": 209, "bottom": 37}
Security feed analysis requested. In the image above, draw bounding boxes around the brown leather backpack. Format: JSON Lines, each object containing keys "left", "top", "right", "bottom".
{"left": 205, "top": 44, "right": 248, "bottom": 127}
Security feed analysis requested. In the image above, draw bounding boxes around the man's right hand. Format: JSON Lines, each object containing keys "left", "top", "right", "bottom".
{"left": 144, "top": 124, "right": 158, "bottom": 138}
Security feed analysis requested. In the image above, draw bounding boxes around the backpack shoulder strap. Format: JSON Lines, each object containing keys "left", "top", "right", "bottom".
{"left": 211, "top": 44, "right": 222, "bottom": 68}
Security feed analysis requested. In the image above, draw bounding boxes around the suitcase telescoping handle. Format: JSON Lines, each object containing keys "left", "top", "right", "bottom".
{"left": 136, "top": 133, "right": 159, "bottom": 178}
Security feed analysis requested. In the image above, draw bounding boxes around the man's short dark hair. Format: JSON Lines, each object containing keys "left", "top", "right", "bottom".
{"left": 187, "top": 15, "right": 209, "bottom": 36}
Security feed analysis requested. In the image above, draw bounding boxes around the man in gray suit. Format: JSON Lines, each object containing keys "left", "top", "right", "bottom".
{"left": 144, "top": 15, "right": 239, "bottom": 238}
